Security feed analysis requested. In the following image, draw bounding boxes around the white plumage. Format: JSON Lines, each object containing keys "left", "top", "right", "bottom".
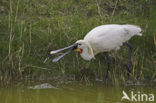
{"left": 75, "top": 24, "right": 142, "bottom": 61}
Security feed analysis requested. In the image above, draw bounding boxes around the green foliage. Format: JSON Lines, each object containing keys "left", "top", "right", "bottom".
{"left": 0, "top": 0, "right": 156, "bottom": 85}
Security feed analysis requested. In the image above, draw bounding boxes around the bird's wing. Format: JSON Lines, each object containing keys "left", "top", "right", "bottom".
{"left": 84, "top": 25, "right": 124, "bottom": 51}
{"left": 84, "top": 24, "right": 141, "bottom": 41}
{"left": 84, "top": 25, "right": 109, "bottom": 41}
{"left": 83, "top": 24, "right": 142, "bottom": 52}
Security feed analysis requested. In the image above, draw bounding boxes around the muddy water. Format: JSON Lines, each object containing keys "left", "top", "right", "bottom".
{"left": 0, "top": 82, "right": 155, "bottom": 103}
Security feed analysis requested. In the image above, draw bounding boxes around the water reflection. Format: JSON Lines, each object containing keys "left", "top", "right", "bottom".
{"left": 0, "top": 82, "right": 155, "bottom": 103}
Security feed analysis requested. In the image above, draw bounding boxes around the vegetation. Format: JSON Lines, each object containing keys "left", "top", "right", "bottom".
{"left": 0, "top": 0, "right": 156, "bottom": 86}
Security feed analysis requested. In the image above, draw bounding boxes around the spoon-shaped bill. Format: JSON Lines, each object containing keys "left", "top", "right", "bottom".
{"left": 52, "top": 49, "right": 72, "bottom": 62}
{"left": 50, "top": 43, "right": 78, "bottom": 55}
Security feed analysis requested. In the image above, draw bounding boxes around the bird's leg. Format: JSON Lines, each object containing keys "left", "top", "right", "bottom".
{"left": 123, "top": 42, "right": 133, "bottom": 75}
{"left": 104, "top": 52, "right": 111, "bottom": 81}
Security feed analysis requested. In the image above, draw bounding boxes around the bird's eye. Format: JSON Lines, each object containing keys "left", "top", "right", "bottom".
{"left": 78, "top": 44, "right": 82, "bottom": 46}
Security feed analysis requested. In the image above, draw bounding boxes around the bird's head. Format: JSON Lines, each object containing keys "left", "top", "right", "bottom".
{"left": 74, "top": 40, "right": 95, "bottom": 61}
{"left": 74, "top": 40, "right": 86, "bottom": 54}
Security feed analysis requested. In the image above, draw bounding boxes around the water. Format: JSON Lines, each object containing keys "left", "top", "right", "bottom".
{"left": 0, "top": 82, "right": 155, "bottom": 103}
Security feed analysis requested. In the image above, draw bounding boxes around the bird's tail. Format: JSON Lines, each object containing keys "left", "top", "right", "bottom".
{"left": 124, "top": 24, "right": 142, "bottom": 36}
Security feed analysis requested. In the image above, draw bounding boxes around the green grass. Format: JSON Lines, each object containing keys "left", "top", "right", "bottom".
{"left": 0, "top": 0, "right": 156, "bottom": 85}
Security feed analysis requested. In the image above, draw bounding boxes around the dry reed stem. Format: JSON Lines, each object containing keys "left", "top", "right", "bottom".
{"left": 96, "top": 0, "right": 102, "bottom": 17}
{"left": 110, "top": 0, "right": 118, "bottom": 22}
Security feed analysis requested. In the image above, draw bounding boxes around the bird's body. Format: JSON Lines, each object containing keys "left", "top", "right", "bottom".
{"left": 76, "top": 24, "right": 142, "bottom": 60}
{"left": 50, "top": 24, "right": 142, "bottom": 79}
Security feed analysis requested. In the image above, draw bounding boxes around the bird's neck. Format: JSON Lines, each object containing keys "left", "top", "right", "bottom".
{"left": 80, "top": 41, "right": 95, "bottom": 61}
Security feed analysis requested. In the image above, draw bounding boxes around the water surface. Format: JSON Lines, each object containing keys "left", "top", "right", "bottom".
{"left": 0, "top": 82, "right": 155, "bottom": 103}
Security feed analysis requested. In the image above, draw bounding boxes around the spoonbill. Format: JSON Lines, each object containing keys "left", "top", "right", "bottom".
{"left": 50, "top": 24, "right": 142, "bottom": 78}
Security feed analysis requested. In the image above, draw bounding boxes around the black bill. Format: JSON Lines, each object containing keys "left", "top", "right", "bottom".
{"left": 50, "top": 43, "right": 78, "bottom": 62}
{"left": 50, "top": 43, "right": 78, "bottom": 55}
{"left": 52, "top": 49, "right": 72, "bottom": 62}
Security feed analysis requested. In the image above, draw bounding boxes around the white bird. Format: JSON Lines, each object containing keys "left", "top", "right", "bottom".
{"left": 50, "top": 24, "right": 142, "bottom": 78}
{"left": 74, "top": 24, "right": 142, "bottom": 60}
